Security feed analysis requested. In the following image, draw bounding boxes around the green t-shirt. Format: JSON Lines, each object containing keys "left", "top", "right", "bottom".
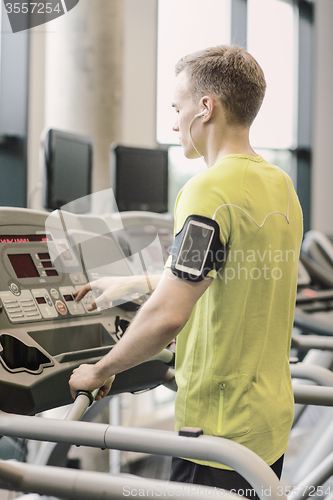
{"left": 167, "top": 154, "right": 303, "bottom": 468}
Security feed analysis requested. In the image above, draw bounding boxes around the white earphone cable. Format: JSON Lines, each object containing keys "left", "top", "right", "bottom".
{"left": 212, "top": 167, "right": 290, "bottom": 227}
{"left": 188, "top": 115, "right": 205, "bottom": 159}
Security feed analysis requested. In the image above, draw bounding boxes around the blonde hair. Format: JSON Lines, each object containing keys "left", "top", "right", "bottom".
{"left": 175, "top": 45, "right": 266, "bottom": 127}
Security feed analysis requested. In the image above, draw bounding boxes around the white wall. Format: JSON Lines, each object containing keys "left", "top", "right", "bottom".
{"left": 121, "top": 0, "right": 158, "bottom": 148}
{"left": 311, "top": 0, "right": 333, "bottom": 233}
{"left": 27, "top": 24, "right": 46, "bottom": 210}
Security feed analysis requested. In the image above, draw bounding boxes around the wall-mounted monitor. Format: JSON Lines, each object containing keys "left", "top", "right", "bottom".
{"left": 42, "top": 128, "right": 93, "bottom": 213}
{"left": 111, "top": 144, "right": 168, "bottom": 214}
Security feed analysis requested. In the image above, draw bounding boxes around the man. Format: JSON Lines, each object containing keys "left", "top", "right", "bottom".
{"left": 70, "top": 45, "right": 303, "bottom": 494}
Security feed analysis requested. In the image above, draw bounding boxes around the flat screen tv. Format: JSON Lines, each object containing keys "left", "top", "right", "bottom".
{"left": 42, "top": 128, "right": 93, "bottom": 213}
{"left": 111, "top": 144, "right": 168, "bottom": 213}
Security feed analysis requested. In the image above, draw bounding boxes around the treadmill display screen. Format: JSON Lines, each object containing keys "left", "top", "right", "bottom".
{"left": 8, "top": 254, "right": 39, "bottom": 279}
{"left": 0, "top": 235, "right": 51, "bottom": 244}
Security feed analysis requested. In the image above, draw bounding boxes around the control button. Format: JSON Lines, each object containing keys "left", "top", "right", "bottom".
{"left": 44, "top": 293, "right": 53, "bottom": 307}
{"left": 6, "top": 305, "right": 21, "bottom": 312}
{"left": 55, "top": 300, "right": 67, "bottom": 315}
{"left": 22, "top": 307, "right": 38, "bottom": 313}
{"left": 42, "top": 306, "right": 57, "bottom": 318}
{"left": 50, "top": 288, "right": 59, "bottom": 299}
{"left": 9, "top": 283, "right": 20, "bottom": 296}
{"left": 74, "top": 286, "right": 98, "bottom": 314}
{"left": 0, "top": 289, "right": 41, "bottom": 323}
{"left": 5, "top": 301, "right": 19, "bottom": 307}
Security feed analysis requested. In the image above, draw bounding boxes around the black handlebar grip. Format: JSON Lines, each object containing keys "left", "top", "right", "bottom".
{"left": 75, "top": 390, "right": 95, "bottom": 406}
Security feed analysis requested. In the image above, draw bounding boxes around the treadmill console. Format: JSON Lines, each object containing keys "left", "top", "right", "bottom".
{"left": 0, "top": 208, "right": 174, "bottom": 415}
{"left": 0, "top": 230, "right": 96, "bottom": 323}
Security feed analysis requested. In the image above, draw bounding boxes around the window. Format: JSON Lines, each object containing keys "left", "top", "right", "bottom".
{"left": 247, "top": 0, "right": 296, "bottom": 150}
{"left": 157, "top": 0, "right": 230, "bottom": 145}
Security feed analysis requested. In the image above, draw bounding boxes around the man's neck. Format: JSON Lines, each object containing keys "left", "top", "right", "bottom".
{"left": 203, "top": 124, "right": 257, "bottom": 168}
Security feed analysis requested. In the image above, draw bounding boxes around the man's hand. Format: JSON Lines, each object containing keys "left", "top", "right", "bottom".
{"left": 69, "top": 363, "right": 115, "bottom": 401}
{"left": 73, "top": 277, "right": 134, "bottom": 311}
{"left": 74, "top": 275, "right": 162, "bottom": 311}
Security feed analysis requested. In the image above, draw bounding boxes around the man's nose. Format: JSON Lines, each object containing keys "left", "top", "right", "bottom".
{"left": 172, "top": 120, "right": 179, "bottom": 132}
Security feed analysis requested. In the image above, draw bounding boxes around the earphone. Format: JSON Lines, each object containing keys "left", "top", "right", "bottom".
{"left": 194, "top": 110, "right": 207, "bottom": 118}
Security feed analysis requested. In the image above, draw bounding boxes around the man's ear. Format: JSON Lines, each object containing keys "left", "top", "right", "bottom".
{"left": 199, "top": 95, "right": 215, "bottom": 121}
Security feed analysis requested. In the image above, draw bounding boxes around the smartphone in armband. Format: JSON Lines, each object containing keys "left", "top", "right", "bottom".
{"left": 171, "top": 215, "right": 225, "bottom": 282}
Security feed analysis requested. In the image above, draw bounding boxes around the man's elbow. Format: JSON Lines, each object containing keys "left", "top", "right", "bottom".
{"left": 145, "top": 301, "right": 190, "bottom": 337}
{"left": 167, "top": 310, "right": 189, "bottom": 333}
{"left": 160, "top": 306, "right": 192, "bottom": 339}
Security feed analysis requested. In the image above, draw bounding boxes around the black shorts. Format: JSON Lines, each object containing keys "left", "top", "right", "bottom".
{"left": 169, "top": 455, "right": 284, "bottom": 500}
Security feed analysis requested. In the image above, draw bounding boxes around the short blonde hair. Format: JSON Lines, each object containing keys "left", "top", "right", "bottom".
{"left": 175, "top": 45, "right": 266, "bottom": 127}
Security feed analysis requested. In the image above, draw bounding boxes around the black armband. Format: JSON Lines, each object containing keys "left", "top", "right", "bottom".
{"left": 170, "top": 215, "right": 226, "bottom": 282}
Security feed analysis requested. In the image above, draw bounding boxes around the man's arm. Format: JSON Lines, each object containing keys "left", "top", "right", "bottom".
{"left": 69, "top": 269, "right": 212, "bottom": 399}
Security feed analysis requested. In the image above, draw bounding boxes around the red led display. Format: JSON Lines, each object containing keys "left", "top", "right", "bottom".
{"left": 36, "top": 297, "right": 47, "bottom": 304}
{"left": 38, "top": 253, "right": 51, "bottom": 260}
{"left": 42, "top": 261, "right": 53, "bottom": 268}
{"left": 46, "top": 269, "right": 58, "bottom": 277}
{"left": 8, "top": 254, "right": 39, "bottom": 279}
{"left": 0, "top": 235, "right": 52, "bottom": 244}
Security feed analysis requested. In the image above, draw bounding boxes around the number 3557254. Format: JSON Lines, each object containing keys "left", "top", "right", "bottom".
{"left": 5, "top": 3, "right": 62, "bottom": 14}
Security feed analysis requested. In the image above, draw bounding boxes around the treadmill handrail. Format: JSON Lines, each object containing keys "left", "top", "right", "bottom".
{"left": 294, "top": 309, "right": 333, "bottom": 336}
{"left": 287, "top": 450, "right": 333, "bottom": 500}
{"left": 292, "top": 385, "right": 333, "bottom": 406}
{"left": 291, "top": 334, "right": 333, "bottom": 352}
{"left": 0, "top": 410, "right": 285, "bottom": 500}
{"left": 0, "top": 460, "right": 241, "bottom": 500}
{"left": 290, "top": 363, "right": 333, "bottom": 386}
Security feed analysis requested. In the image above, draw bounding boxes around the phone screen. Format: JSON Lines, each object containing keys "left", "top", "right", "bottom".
{"left": 176, "top": 222, "right": 214, "bottom": 272}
